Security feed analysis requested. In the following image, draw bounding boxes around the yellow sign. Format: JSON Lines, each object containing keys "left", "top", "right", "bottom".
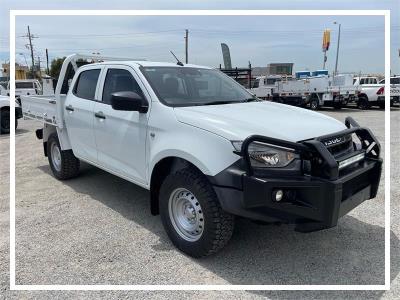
{"left": 322, "top": 29, "right": 331, "bottom": 51}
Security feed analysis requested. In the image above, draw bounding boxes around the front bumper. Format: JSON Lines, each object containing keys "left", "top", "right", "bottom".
{"left": 210, "top": 117, "right": 382, "bottom": 232}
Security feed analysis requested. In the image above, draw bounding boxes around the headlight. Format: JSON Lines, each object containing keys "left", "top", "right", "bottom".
{"left": 232, "top": 141, "right": 298, "bottom": 168}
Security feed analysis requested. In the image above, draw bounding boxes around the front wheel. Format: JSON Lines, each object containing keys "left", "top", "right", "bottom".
{"left": 47, "top": 133, "right": 80, "bottom": 180}
{"left": 0, "top": 110, "right": 10, "bottom": 134}
{"left": 159, "top": 168, "right": 234, "bottom": 257}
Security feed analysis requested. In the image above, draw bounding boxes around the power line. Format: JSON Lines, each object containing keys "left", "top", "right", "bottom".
{"left": 10, "top": 25, "right": 399, "bottom": 40}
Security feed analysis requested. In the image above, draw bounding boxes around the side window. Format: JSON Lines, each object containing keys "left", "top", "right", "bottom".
{"left": 371, "top": 78, "right": 377, "bottom": 84}
{"left": 253, "top": 79, "right": 260, "bottom": 88}
{"left": 73, "top": 69, "right": 101, "bottom": 100}
{"left": 360, "top": 78, "right": 365, "bottom": 85}
{"left": 102, "top": 68, "right": 144, "bottom": 104}
{"left": 391, "top": 78, "right": 400, "bottom": 84}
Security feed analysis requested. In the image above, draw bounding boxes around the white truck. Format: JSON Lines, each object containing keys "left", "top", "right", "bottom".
{"left": 1, "top": 79, "right": 42, "bottom": 104}
{"left": 273, "top": 74, "right": 358, "bottom": 110}
{"left": 21, "top": 54, "right": 382, "bottom": 257}
{"left": 0, "top": 95, "right": 23, "bottom": 134}
{"left": 248, "top": 75, "right": 283, "bottom": 100}
{"left": 353, "top": 76, "right": 392, "bottom": 109}
{"left": 379, "top": 76, "right": 400, "bottom": 107}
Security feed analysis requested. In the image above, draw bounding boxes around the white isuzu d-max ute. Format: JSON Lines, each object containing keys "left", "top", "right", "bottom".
{"left": 22, "top": 55, "right": 382, "bottom": 257}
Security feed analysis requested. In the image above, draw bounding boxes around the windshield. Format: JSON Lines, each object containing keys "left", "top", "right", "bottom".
{"left": 141, "top": 66, "right": 255, "bottom": 107}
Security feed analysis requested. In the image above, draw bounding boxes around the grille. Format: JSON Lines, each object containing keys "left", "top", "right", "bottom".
{"left": 323, "top": 134, "right": 354, "bottom": 159}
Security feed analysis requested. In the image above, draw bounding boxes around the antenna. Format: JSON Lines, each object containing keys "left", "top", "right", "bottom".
{"left": 170, "top": 51, "right": 184, "bottom": 66}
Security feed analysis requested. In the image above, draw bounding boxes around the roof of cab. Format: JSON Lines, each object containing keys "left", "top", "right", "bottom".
{"left": 91, "top": 60, "right": 214, "bottom": 69}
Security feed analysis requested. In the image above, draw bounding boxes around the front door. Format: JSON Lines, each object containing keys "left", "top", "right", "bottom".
{"left": 93, "top": 66, "right": 149, "bottom": 184}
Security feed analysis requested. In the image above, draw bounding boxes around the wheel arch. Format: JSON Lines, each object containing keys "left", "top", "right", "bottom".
{"left": 357, "top": 93, "right": 368, "bottom": 100}
{"left": 149, "top": 155, "right": 210, "bottom": 216}
{"left": 0, "top": 105, "right": 10, "bottom": 112}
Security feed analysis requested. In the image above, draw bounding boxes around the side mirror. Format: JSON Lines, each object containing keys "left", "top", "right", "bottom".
{"left": 110, "top": 91, "right": 148, "bottom": 113}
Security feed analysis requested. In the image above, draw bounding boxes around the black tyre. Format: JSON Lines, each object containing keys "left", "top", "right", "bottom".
{"left": 310, "top": 97, "right": 319, "bottom": 110}
{"left": 0, "top": 110, "right": 10, "bottom": 134}
{"left": 159, "top": 168, "right": 234, "bottom": 258}
{"left": 357, "top": 96, "right": 370, "bottom": 110}
{"left": 333, "top": 102, "right": 342, "bottom": 109}
{"left": 379, "top": 103, "right": 385, "bottom": 109}
{"left": 47, "top": 133, "right": 80, "bottom": 180}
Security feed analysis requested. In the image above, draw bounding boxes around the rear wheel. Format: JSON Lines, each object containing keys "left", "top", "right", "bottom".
{"left": 0, "top": 110, "right": 10, "bottom": 134}
{"left": 357, "top": 96, "right": 370, "bottom": 110}
{"left": 47, "top": 133, "right": 80, "bottom": 180}
{"left": 310, "top": 96, "right": 319, "bottom": 110}
{"left": 159, "top": 168, "right": 234, "bottom": 257}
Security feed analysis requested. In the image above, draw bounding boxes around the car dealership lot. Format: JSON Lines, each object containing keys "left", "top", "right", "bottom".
{"left": 1, "top": 107, "right": 399, "bottom": 299}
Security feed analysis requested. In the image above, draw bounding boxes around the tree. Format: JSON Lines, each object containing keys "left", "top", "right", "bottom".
{"left": 49, "top": 57, "right": 66, "bottom": 79}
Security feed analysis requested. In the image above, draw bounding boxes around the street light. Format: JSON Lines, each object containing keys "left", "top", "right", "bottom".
{"left": 333, "top": 21, "right": 341, "bottom": 76}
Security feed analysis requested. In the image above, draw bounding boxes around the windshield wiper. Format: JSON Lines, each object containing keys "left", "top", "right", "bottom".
{"left": 203, "top": 100, "right": 237, "bottom": 106}
{"left": 203, "top": 97, "right": 259, "bottom": 106}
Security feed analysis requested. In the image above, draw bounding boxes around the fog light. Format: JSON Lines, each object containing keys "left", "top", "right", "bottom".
{"left": 274, "top": 190, "right": 284, "bottom": 202}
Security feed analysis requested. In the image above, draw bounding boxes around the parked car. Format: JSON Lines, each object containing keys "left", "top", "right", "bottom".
{"left": 1, "top": 79, "right": 42, "bottom": 104}
{"left": 379, "top": 76, "right": 400, "bottom": 107}
{"left": 22, "top": 54, "right": 382, "bottom": 257}
{"left": 0, "top": 95, "right": 23, "bottom": 134}
{"left": 248, "top": 75, "right": 282, "bottom": 100}
{"left": 353, "top": 76, "right": 386, "bottom": 109}
{"left": 273, "top": 74, "right": 358, "bottom": 110}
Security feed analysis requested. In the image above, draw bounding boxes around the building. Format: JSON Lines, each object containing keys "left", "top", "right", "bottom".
{"left": 266, "top": 63, "right": 294, "bottom": 76}
{"left": 1, "top": 63, "right": 29, "bottom": 80}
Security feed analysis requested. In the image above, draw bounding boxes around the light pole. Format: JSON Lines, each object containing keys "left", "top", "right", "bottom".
{"left": 333, "top": 22, "right": 341, "bottom": 76}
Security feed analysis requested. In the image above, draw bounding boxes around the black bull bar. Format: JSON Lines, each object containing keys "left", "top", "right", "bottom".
{"left": 240, "top": 117, "right": 381, "bottom": 180}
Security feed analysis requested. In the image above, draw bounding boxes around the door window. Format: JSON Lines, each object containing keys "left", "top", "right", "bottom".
{"left": 252, "top": 79, "right": 260, "bottom": 88}
{"left": 102, "top": 68, "right": 144, "bottom": 104}
{"left": 391, "top": 77, "right": 400, "bottom": 84}
{"left": 73, "top": 69, "right": 101, "bottom": 100}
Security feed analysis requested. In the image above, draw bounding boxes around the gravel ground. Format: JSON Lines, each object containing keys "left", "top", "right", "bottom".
{"left": 0, "top": 106, "right": 399, "bottom": 299}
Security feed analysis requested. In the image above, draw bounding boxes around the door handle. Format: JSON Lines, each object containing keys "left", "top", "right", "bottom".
{"left": 94, "top": 111, "right": 106, "bottom": 119}
{"left": 65, "top": 105, "right": 74, "bottom": 111}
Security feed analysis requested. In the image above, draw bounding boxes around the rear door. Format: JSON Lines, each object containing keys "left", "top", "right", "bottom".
{"left": 93, "top": 65, "right": 149, "bottom": 184}
{"left": 64, "top": 66, "right": 102, "bottom": 163}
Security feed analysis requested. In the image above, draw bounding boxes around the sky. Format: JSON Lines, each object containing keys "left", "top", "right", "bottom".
{"left": 0, "top": 0, "right": 399, "bottom": 76}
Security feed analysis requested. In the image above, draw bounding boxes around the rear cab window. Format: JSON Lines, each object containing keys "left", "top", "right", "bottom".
{"left": 16, "top": 82, "right": 34, "bottom": 89}
{"left": 73, "top": 69, "right": 101, "bottom": 100}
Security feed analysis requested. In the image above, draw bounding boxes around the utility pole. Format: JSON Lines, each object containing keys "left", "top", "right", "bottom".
{"left": 184, "top": 29, "right": 189, "bottom": 64}
{"left": 27, "top": 26, "right": 36, "bottom": 78}
{"left": 37, "top": 56, "right": 41, "bottom": 80}
{"left": 334, "top": 22, "right": 341, "bottom": 76}
{"left": 46, "top": 48, "right": 49, "bottom": 75}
